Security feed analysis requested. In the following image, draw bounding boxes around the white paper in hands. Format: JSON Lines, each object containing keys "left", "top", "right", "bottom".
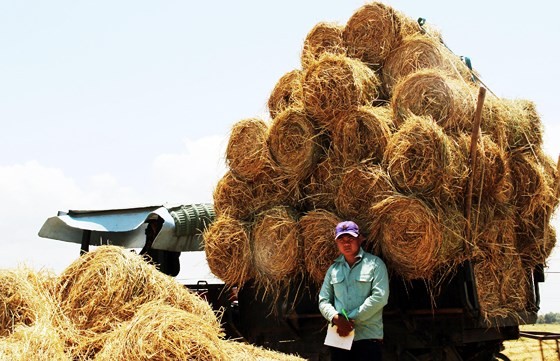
{"left": 324, "top": 324, "right": 355, "bottom": 350}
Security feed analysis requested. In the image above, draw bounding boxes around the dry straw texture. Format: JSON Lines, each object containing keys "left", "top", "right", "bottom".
{"left": 368, "top": 195, "right": 445, "bottom": 281}
{"left": 331, "top": 105, "right": 392, "bottom": 165}
{"left": 474, "top": 250, "right": 528, "bottom": 322}
{"left": 343, "top": 2, "right": 402, "bottom": 69}
{"left": 456, "top": 133, "right": 512, "bottom": 205}
{"left": 382, "top": 34, "right": 449, "bottom": 95}
{"left": 203, "top": 215, "right": 254, "bottom": 286}
{"left": 0, "top": 268, "right": 59, "bottom": 337}
{"left": 56, "top": 246, "right": 220, "bottom": 357}
{"left": 503, "top": 99, "right": 544, "bottom": 151}
{"left": 251, "top": 206, "right": 301, "bottom": 286}
{"left": 299, "top": 210, "right": 341, "bottom": 285}
{"left": 220, "top": 340, "right": 306, "bottom": 361}
{"left": 94, "top": 301, "right": 226, "bottom": 361}
{"left": 335, "top": 164, "right": 395, "bottom": 228}
{"left": 302, "top": 53, "right": 380, "bottom": 129}
{"left": 268, "top": 107, "right": 320, "bottom": 180}
{"left": 0, "top": 322, "right": 71, "bottom": 361}
{"left": 268, "top": 70, "right": 303, "bottom": 119}
{"left": 391, "top": 68, "right": 475, "bottom": 131}
{"left": 302, "top": 153, "right": 343, "bottom": 211}
{"left": 384, "top": 114, "right": 459, "bottom": 203}
{"left": 226, "top": 118, "right": 270, "bottom": 181}
{"left": 301, "top": 22, "right": 346, "bottom": 69}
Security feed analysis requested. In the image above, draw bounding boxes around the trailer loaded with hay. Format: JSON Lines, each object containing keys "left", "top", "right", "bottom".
{"left": 30, "top": 2, "right": 560, "bottom": 361}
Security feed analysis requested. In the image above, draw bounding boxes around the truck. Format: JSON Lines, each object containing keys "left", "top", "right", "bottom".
{"left": 39, "top": 202, "right": 543, "bottom": 361}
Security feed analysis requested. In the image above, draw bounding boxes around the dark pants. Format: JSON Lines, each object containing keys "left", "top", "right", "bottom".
{"left": 330, "top": 339, "right": 382, "bottom": 361}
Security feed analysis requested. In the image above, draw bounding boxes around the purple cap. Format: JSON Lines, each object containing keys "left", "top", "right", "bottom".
{"left": 335, "top": 221, "right": 360, "bottom": 239}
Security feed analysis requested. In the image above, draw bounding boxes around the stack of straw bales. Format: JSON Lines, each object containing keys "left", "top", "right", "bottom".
{"left": 0, "top": 246, "right": 305, "bottom": 360}
{"left": 207, "top": 1, "right": 559, "bottom": 321}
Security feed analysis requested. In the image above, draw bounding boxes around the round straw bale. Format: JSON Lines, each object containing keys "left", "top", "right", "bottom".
{"left": 226, "top": 118, "right": 270, "bottom": 181}
{"left": 384, "top": 114, "right": 460, "bottom": 203}
{"left": 479, "top": 95, "right": 510, "bottom": 148}
{"left": 267, "top": 107, "right": 320, "bottom": 180}
{"left": 251, "top": 206, "right": 301, "bottom": 284}
{"left": 456, "top": 133, "right": 513, "bottom": 205}
{"left": 203, "top": 215, "right": 253, "bottom": 286}
{"left": 302, "top": 152, "right": 344, "bottom": 211}
{"left": 0, "top": 268, "right": 57, "bottom": 337}
{"left": 335, "top": 164, "right": 395, "bottom": 227}
{"left": 0, "top": 322, "right": 71, "bottom": 361}
{"left": 220, "top": 340, "right": 306, "bottom": 361}
{"left": 473, "top": 214, "right": 517, "bottom": 260}
{"left": 382, "top": 34, "right": 449, "bottom": 95}
{"left": 268, "top": 69, "right": 304, "bottom": 119}
{"left": 367, "top": 194, "right": 447, "bottom": 281}
{"left": 502, "top": 99, "right": 544, "bottom": 151}
{"left": 94, "top": 301, "right": 226, "bottom": 361}
{"left": 509, "top": 151, "right": 553, "bottom": 219}
{"left": 213, "top": 170, "right": 294, "bottom": 221}
{"left": 302, "top": 53, "right": 380, "bottom": 129}
{"left": 301, "top": 22, "right": 346, "bottom": 69}
{"left": 56, "top": 246, "right": 220, "bottom": 337}
{"left": 474, "top": 251, "right": 528, "bottom": 321}
{"left": 515, "top": 211, "right": 557, "bottom": 268}
{"left": 299, "top": 209, "right": 341, "bottom": 285}
{"left": 343, "top": 2, "right": 402, "bottom": 68}
{"left": 331, "top": 105, "right": 392, "bottom": 165}
{"left": 391, "top": 68, "right": 476, "bottom": 131}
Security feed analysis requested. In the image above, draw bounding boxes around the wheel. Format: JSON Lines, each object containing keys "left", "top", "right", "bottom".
{"left": 492, "top": 352, "right": 511, "bottom": 361}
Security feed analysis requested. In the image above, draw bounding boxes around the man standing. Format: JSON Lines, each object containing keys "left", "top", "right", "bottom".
{"left": 319, "top": 221, "right": 389, "bottom": 360}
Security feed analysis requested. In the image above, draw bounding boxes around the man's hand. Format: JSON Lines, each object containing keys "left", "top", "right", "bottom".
{"left": 333, "top": 314, "right": 354, "bottom": 337}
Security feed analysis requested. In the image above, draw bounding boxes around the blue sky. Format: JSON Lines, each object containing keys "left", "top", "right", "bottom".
{"left": 1, "top": 1, "right": 559, "bottom": 313}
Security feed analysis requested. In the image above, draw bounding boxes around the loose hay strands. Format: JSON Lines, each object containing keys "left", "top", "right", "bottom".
{"left": 509, "top": 151, "right": 553, "bottom": 219}
{"left": 303, "top": 53, "right": 380, "bottom": 130}
{"left": 302, "top": 153, "right": 344, "bottom": 212}
{"left": 268, "top": 69, "right": 304, "bottom": 119}
{"left": 56, "top": 246, "right": 220, "bottom": 357}
{"left": 0, "top": 267, "right": 59, "bottom": 337}
{"left": 0, "top": 322, "right": 71, "bottom": 361}
{"left": 267, "top": 107, "right": 320, "bottom": 180}
{"left": 474, "top": 250, "right": 528, "bottom": 323}
{"left": 456, "top": 133, "right": 512, "bottom": 205}
{"left": 226, "top": 118, "right": 270, "bottom": 181}
{"left": 299, "top": 210, "right": 341, "bottom": 285}
{"left": 220, "top": 340, "right": 306, "bottom": 361}
{"left": 331, "top": 105, "right": 393, "bottom": 165}
{"left": 301, "top": 22, "right": 346, "bottom": 69}
{"left": 203, "top": 215, "right": 254, "bottom": 286}
{"left": 516, "top": 212, "right": 557, "bottom": 268}
{"left": 382, "top": 34, "right": 449, "bottom": 96}
{"left": 251, "top": 206, "right": 301, "bottom": 288}
{"left": 94, "top": 301, "right": 226, "bottom": 361}
{"left": 367, "top": 194, "right": 446, "bottom": 281}
{"left": 335, "top": 164, "right": 395, "bottom": 228}
{"left": 391, "top": 69, "right": 475, "bottom": 131}
{"left": 343, "top": 2, "right": 402, "bottom": 69}
{"left": 384, "top": 114, "right": 459, "bottom": 203}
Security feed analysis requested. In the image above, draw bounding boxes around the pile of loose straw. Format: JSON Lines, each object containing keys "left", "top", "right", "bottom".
{"left": 209, "top": 1, "right": 559, "bottom": 322}
{"left": 0, "top": 247, "right": 305, "bottom": 360}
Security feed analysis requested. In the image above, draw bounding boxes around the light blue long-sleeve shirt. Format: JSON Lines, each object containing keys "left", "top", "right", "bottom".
{"left": 318, "top": 247, "right": 389, "bottom": 341}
